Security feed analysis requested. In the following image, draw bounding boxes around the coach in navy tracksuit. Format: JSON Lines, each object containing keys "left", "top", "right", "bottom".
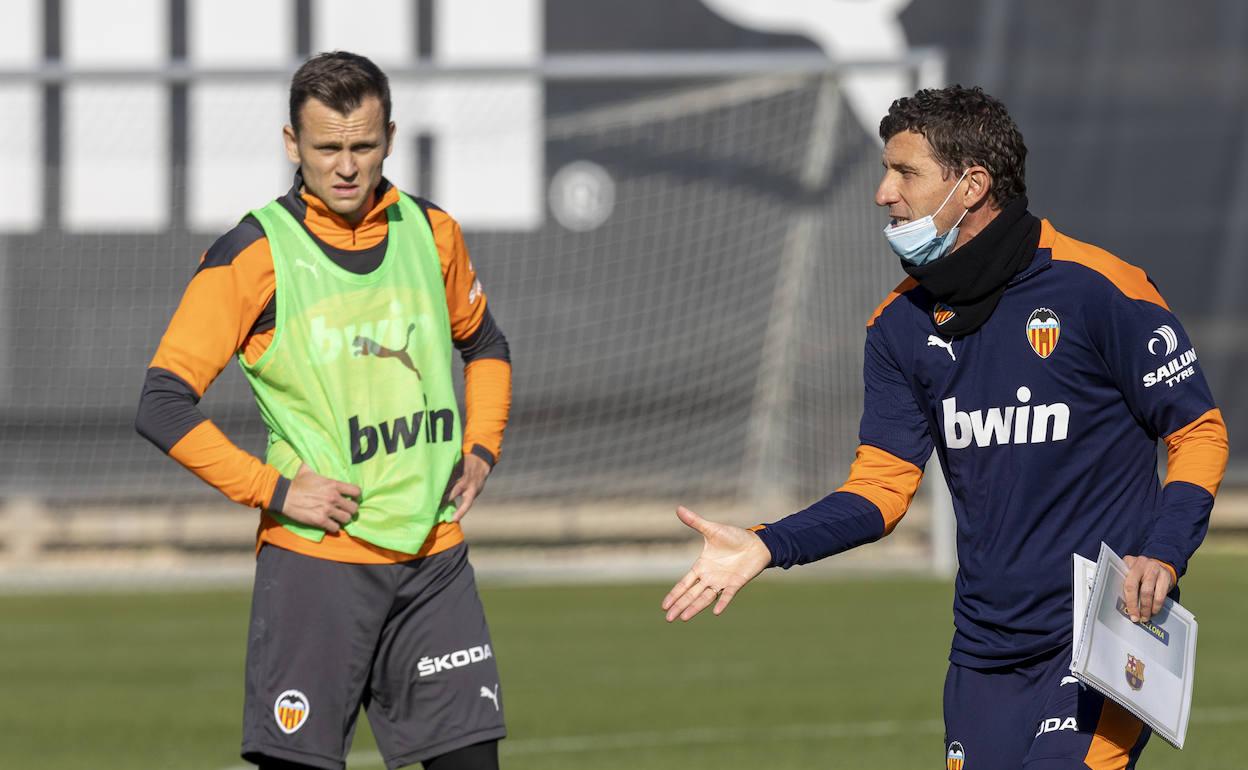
{"left": 661, "top": 86, "right": 1228, "bottom": 769}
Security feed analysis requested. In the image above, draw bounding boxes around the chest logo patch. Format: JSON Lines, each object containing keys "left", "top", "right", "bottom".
{"left": 354, "top": 323, "right": 422, "bottom": 379}
{"left": 927, "top": 335, "right": 956, "bottom": 361}
{"left": 1026, "top": 308, "right": 1061, "bottom": 359}
{"left": 933, "top": 303, "right": 956, "bottom": 326}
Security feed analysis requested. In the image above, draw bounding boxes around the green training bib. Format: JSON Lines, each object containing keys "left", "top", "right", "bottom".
{"left": 239, "top": 193, "right": 462, "bottom": 553}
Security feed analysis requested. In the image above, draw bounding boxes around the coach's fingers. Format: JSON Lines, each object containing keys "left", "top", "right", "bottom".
{"left": 679, "top": 585, "right": 720, "bottom": 622}
{"left": 665, "top": 580, "right": 706, "bottom": 623}
{"left": 1150, "top": 563, "right": 1173, "bottom": 618}
{"left": 1122, "top": 557, "right": 1145, "bottom": 621}
{"left": 1137, "top": 568, "right": 1159, "bottom": 623}
{"left": 712, "top": 584, "right": 740, "bottom": 616}
{"left": 676, "top": 506, "right": 712, "bottom": 538}
{"left": 662, "top": 570, "right": 700, "bottom": 612}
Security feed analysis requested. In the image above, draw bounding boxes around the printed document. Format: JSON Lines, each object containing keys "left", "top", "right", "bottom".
{"left": 1071, "top": 542, "right": 1196, "bottom": 748}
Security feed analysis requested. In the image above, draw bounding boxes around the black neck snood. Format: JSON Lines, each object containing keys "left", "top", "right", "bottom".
{"left": 902, "top": 196, "right": 1041, "bottom": 337}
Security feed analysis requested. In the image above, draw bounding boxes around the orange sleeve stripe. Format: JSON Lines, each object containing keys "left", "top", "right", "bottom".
{"left": 168, "top": 421, "right": 283, "bottom": 509}
{"left": 1083, "top": 700, "right": 1144, "bottom": 769}
{"left": 866, "top": 278, "right": 919, "bottom": 328}
{"left": 1163, "top": 408, "right": 1228, "bottom": 497}
{"left": 463, "top": 358, "right": 512, "bottom": 461}
{"left": 1043, "top": 219, "right": 1169, "bottom": 309}
{"left": 747, "top": 524, "right": 766, "bottom": 532}
{"left": 258, "top": 516, "right": 463, "bottom": 563}
{"left": 1160, "top": 561, "right": 1178, "bottom": 585}
{"left": 835, "top": 444, "right": 923, "bottom": 534}
{"left": 429, "top": 207, "right": 489, "bottom": 342}
{"left": 150, "top": 238, "right": 275, "bottom": 395}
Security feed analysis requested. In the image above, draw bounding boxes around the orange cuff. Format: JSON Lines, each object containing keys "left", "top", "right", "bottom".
{"left": 836, "top": 445, "right": 924, "bottom": 534}
{"left": 463, "top": 358, "right": 511, "bottom": 462}
{"left": 1162, "top": 408, "right": 1229, "bottom": 497}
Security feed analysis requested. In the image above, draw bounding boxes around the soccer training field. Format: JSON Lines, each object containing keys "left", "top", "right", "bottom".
{"left": 4, "top": 550, "right": 1245, "bottom": 769}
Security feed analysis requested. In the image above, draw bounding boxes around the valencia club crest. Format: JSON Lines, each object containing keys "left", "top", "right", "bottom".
{"left": 1026, "top": 308, "right": 1061, "bottom": 358}
{"left": 933, "top": 302, "right": 956, "bottom": 327}
{"left": 274, "top": 689, "right": 310, "bottom": 734}
{"left": 946, "top": 741, "right": 966, "bottom": 770}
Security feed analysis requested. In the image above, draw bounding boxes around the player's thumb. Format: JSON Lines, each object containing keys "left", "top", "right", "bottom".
{"left": 676, "top": 505, "right": 711, "bottom": 536}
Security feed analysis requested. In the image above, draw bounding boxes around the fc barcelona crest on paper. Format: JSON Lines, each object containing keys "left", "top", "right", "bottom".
{"left": 1125, "top": 654, "right": 1146, "bottom": 691}
{"left": 274, "top": 689, "right": 310, "bottom": 734}
{"left": 1026, "top": 308, "right": 1061, "bottom": 358}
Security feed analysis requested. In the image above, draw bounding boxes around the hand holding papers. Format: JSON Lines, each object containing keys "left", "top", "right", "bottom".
{"left": 1071, "top": 543, "right": 1197, "bottom": 748}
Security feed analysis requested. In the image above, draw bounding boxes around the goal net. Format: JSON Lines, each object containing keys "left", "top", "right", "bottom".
{"left": 0, "top": 55, "right": 953, "bottom": 571}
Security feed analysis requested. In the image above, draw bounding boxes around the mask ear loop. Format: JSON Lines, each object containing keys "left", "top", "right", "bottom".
{"left": 934, "top": 168, "right": 971, "bottom": 213}
{"left": 941, "top": 169, "right": 973, "bottom": 234}
{"left": 950, "top": 204, "right": 970, "bottom": 231}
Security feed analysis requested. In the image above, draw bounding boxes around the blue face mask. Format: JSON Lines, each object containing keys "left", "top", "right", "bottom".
{"left": 883, "top": 169, "right": 971, "bottom": 266}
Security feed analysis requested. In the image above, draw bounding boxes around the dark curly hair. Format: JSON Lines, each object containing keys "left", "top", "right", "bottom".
{"left": 290, "top": 51, "right": 391, "bottom": 134}
{"left": 878, "top": 85, "right": 1027, "bottom": 208}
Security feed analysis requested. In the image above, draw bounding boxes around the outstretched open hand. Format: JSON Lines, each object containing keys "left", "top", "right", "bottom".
{"left": 661, "top": 506, "right": 772, "bottom": 622}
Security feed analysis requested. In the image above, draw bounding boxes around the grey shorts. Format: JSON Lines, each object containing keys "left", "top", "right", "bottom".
{"left": 241, "top": 542, "right": 506, "bottom": 770}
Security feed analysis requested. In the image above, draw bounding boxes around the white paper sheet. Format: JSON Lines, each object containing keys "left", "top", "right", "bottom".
{"left": 1072, "top": 553, "right": 1096, "bottom": 654}
{"left": 1071, "top": 543, "right": 1197, "bottom": 749}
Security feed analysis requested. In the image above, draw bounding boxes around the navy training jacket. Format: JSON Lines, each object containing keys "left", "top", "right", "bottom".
{"left": 756, "top": 219, "right": 1228, "bottom": 668}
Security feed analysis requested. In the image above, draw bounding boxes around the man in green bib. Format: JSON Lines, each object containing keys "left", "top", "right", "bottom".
{"left": 136, "top": 52, "right": 513, "bottom": 770}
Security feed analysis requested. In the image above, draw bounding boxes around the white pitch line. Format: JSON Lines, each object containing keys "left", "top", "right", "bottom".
{"left": 218, "top": 706, "right": 1248, "bottom": 769}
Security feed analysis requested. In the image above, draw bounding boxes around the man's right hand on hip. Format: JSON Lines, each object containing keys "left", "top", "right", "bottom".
{"left": 281, "top": 463, "right": 362, "bottom": 533}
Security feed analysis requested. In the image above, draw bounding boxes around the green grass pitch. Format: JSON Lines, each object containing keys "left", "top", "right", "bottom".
{"left": 2, "top": 551, "right": 1245, "bottom": 769}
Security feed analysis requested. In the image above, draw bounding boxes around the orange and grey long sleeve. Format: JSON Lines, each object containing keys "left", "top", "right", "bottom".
{"left": 135, "top": 174, "right": 512, "bottom": 515}
{"left": 135, "top": 218, "right": 286, "bottom": 509}
{"left": 753, "top": 444, "right": 924, "bottom": 568}
{"left": 433, "top": 201, "right": 512, "bottom": 466}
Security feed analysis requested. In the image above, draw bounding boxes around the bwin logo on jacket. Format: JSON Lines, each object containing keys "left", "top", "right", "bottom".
{"left": 942, "top": 387, "right": 1070, "bottom": 449}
